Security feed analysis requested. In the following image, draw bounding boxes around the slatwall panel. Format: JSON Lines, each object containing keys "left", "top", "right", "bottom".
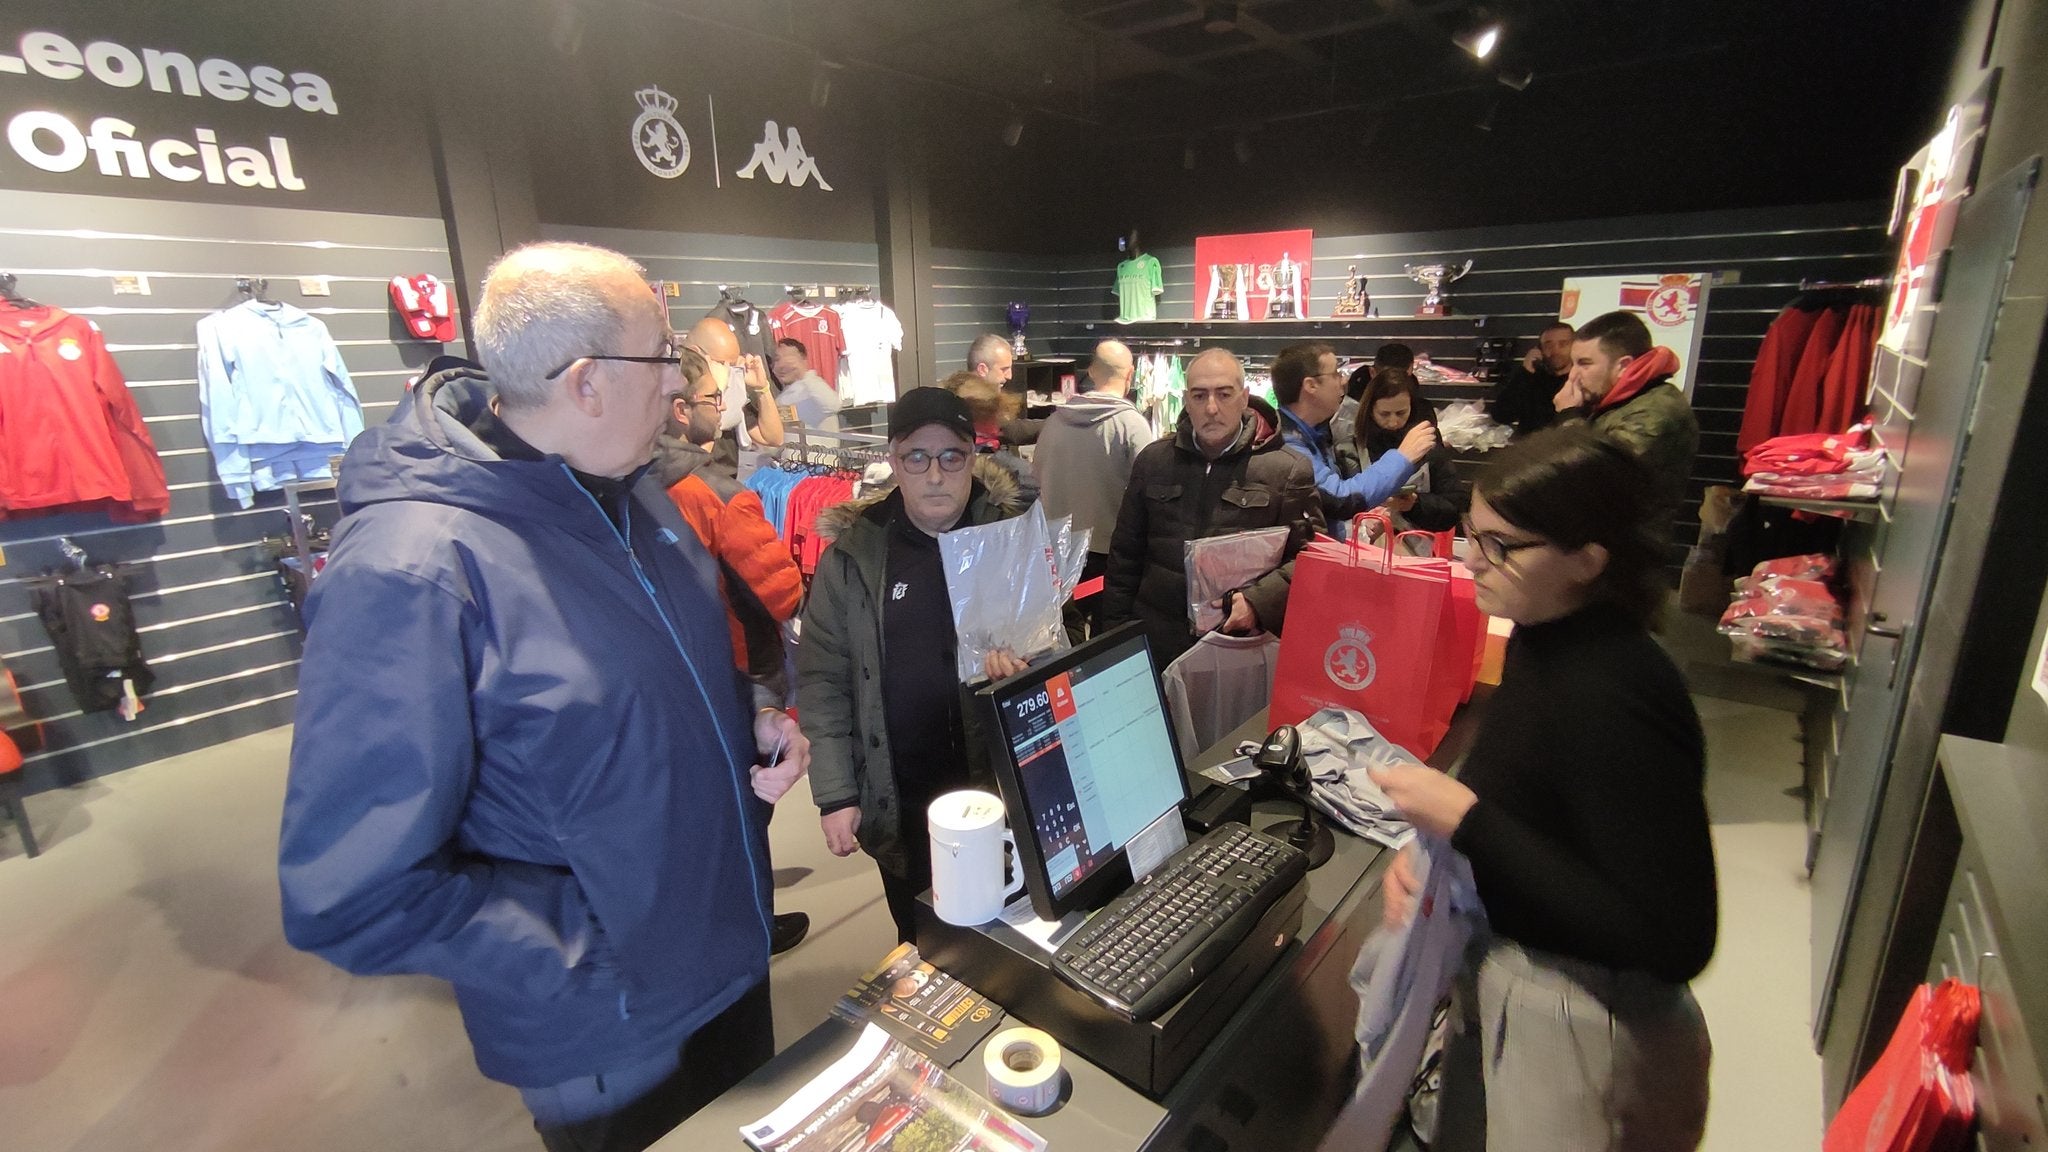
{"left": 942, "top": 203, "right": 1894, "bottom": 560}
{"left": 538, "top": 224, "right": 883, "bottom": 366}
{"left": 0, "top": 190, "right": 461, "bottom": 794}
{"left": 928, "top": 249, "right": 1068, "bottom": 376}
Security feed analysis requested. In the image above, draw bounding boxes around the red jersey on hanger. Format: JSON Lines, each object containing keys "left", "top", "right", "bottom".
{"left": 769, "top": 301, "right": 845, "bottom": 389}
{"left": 0, "top": 305, "right": 169, "bottom": 521}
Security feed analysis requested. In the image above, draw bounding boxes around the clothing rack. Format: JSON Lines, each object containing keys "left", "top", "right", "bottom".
{"left": 781, "top": 423, "right": 889, "bottom": 470}
{"left": 1798, "top": 276, "right": 1890, "bottom": 292}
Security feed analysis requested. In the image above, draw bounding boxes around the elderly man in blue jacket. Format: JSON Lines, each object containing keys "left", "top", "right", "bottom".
{"left": 278, "top": 241, "right": 808, "bottom": 1152}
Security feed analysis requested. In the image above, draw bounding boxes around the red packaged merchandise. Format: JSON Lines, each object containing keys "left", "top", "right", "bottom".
{"left": 1824, "top": 979, "right": 1980, "bottom": 1152}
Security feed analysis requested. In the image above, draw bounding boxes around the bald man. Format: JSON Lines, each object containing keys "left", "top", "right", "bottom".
{"left": 1033, "top": 340, "right": 1152, "bottom": 626}
{"left": 687, "top": 316, "right": 784, "bottom": 473}
{"left": 1100, "top": 347, "right": 1323, "bottom": 667}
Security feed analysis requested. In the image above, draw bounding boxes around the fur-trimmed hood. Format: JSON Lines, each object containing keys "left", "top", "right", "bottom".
{"left": 814, "top": 454, "right": 1025, "bottom": 542}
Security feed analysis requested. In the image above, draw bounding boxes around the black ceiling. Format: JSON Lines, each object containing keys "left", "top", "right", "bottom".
{"left": 631, "top": 0, "right": 1962, "bottom": 144}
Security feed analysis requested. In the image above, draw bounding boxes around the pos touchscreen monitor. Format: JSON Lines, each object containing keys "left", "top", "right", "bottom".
{"left": 975, "top": 624, "right": 1191, "bottom": 921}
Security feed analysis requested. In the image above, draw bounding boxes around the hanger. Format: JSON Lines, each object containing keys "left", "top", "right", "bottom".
{"left": 0, "top": 272, "right": 37, "bottom": 308}
{"left": 235, "top": 276, "right": 278, "bottom": 304}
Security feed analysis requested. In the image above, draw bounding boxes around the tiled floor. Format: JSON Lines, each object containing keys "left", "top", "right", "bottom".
{"left": 0, "top": 698, "right": 1822, "bottom": 1151}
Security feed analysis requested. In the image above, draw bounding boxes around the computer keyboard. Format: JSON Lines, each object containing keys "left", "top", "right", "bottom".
{"left": 1051, "top": 823, "right": 1309, "bottom": 1021}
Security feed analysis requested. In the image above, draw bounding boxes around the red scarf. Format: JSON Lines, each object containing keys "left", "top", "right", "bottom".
{"left": 1594, "top": 345, "right": 1680, "bottom": 413}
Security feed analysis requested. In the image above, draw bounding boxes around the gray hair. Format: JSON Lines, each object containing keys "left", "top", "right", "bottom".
{"left": 474, "top": 242, "right": 650, "bottom": 410}
{"left": 966, "top": 333, "right": 1011, "bottom": 373}
{"left": 1187, "top": 346, "right": 1245, "bottom": 384}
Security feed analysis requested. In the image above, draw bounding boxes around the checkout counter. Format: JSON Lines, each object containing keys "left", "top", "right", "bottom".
{"left": 658, "top": 698, "right": 1488, "bottom": 1152}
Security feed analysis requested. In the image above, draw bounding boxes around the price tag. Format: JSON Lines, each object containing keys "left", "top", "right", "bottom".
{"left": 111, "top": 274, "right": 150, "bottom": 295}
{"left": 298, "top": 277, "right": 332, "bottom": 297}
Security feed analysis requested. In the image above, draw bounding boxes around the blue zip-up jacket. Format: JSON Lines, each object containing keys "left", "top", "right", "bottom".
{"left": 1276, "top": 405, "right": 1415, "bottom": 536}
{"left": 278, "top": 366, "right": 771, "bottom": 1088}
{"left": 196, "top": 300, "right": 365, "bottom": 507}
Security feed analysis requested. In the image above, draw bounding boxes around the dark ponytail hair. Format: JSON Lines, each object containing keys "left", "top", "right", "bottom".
{"left": 1475, "top": 426, "right": 1668, "bottom": 626}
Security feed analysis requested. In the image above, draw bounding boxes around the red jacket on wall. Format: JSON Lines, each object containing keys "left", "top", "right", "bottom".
{"left": 1737, "top": 293, "right": 1880, "bottom": 454}
{"left": 0, "top": 305, "right": 169, "bottom": 521}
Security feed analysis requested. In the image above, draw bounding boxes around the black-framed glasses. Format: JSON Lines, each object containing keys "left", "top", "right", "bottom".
{"left": 1461, "top": 519, "right": 1548, "bottom": 567}
{"left": 544, "top": 336, "right": 682, "bottom": 381}
{"left": 897, "top": 447, "right": 970, "bottom": 474}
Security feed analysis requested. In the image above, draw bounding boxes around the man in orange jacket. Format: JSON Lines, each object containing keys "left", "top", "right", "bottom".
{"left": 655, "top": 350, "right": 811, "bottom": 954}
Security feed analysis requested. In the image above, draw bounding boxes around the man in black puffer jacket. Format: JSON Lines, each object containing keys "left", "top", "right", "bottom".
{"left": 1101, "top": 347, "right": 1325, "bottom": 670}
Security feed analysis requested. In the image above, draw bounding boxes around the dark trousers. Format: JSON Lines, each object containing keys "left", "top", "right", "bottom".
{"left": 533, "top": 980, "right": 775, "bottom": 1152}
{"left": 880, "top": 829, "right": 935, "bottom": 945}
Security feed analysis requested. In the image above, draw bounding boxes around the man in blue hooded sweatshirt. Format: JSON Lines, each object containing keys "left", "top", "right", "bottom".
{"left": 279, "top": 241, "right": 809, "bottom": 1152}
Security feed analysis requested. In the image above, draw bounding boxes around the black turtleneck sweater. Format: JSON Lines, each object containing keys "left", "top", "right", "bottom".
{"left": 1450, "top": 606, "right": 1718, "bottom": 983}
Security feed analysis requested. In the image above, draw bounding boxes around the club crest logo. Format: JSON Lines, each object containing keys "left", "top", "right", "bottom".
{"left": 90, "top": 602, "right": 112, "bottom": 622}
{"left": 1324, "top": 624, "right": 1377, "bottom": 691}
{"left": 737, "top": 120, "right": 833, "bottom": 190}
{"left": 1646, "top": 275, "right": 1698, "bottom": 327}
{"left": 57, "top": 338, "right": 83, "bottom": 361}
{"left": 631, "top": 86, "right": 690, "bottom": 179}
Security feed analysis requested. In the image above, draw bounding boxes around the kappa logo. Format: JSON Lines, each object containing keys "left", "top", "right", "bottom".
{"left": 891, "top": 581, "right": 908, "bottom": 601}
{"left": 1324, "top": 624, "right": 1377, "bottom": 691}
{"left": 736, "top": 120, "right": 832, "bottom": 190}
{"left": 630, "top": 86, "right": 690, "bottom": 179}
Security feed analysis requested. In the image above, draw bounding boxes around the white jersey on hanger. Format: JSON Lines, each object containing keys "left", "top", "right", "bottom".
{"left": 834, "top": 298, "right": 903, "bottom": 406}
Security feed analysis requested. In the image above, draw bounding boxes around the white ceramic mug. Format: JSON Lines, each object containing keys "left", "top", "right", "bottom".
{"left": 929, "top": 790, "right": 1025, "bottom": 926}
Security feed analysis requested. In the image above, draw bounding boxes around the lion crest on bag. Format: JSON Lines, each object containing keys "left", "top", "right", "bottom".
{"left": 1325, "top": 624, "right": 1378, "bottom": 691}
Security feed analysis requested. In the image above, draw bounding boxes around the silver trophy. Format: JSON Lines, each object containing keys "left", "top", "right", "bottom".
{"left": 1402, "top": 259, "right": 1473, "bottom": 316}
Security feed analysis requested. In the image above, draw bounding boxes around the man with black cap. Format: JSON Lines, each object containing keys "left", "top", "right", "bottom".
{"left": 797, "top": 387, "right": 1029, "bottom": 943}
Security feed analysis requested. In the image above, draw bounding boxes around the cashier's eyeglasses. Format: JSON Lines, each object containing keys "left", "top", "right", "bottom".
{"left": 1461, "top": 519, "right": 1548, "bottom": 568}
{"left": 543, "top": 335, "right": 684, "bottom": 381}
{"left": 896, "top": 448, "right": 971, "bottom": 475}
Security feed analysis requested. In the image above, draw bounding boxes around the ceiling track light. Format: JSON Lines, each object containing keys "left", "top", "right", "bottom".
{"left": 1496, "top": 68, "right": 1532, "bottom": 91}
{"left": 1475, "top": 101, "right": 1498, "bottom": 132}
{"left": 1002, "top": 110, "right": 1026, "bottom": 148}
{"left": 1453, "top": 12, "right": 1503, "bottom": 60}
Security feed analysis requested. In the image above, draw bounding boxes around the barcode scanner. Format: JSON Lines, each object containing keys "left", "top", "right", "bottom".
{"left": 1254, "top": 724, "right": 1334, "bottom": 870}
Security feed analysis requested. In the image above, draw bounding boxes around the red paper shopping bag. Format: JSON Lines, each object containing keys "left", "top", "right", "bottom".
{"left": 1273, "top": 524, "right": 1450, "bottom": 754}
{"left": 1824, "top": 979, "right": 1981, "bottom": 1152}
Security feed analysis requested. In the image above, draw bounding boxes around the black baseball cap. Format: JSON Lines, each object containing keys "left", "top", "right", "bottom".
{"left": 887, "top": 387, "right": 975, "bottom": 442}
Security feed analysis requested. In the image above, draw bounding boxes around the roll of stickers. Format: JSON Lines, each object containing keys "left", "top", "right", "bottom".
{"left": 983, "top": 1026, "right": 1065, "bottom": 1116}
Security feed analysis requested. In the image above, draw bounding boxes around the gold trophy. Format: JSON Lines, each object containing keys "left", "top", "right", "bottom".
{"left": 1332, "top": 265, "right": 1369, "bottom": 318}
{"left": 1403, "top": 259, "right": 1473, "bottom": 317}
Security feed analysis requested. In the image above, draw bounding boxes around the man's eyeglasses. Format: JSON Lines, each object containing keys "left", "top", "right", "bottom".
{"left": 1461, "top": 519, "right": 1547, "bottom": 567}
{"left": 897, "top": 448, "right": 970, "bottom": 474}
{"left": 544, "top": 336, "right": 682, "bottom": 381}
